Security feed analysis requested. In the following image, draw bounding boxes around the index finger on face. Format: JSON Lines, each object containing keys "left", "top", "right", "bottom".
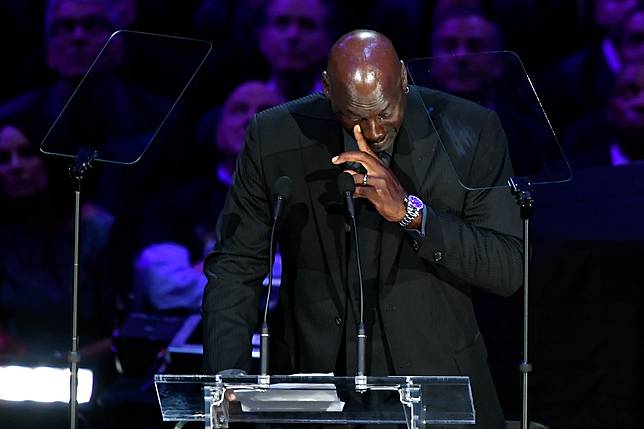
{"left": 353, "top": 124, "right": 377, "bottom": 157}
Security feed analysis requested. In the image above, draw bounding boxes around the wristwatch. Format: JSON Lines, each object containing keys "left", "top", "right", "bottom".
{"left": 399, "top": 195, "right": 424, "bottom": 228}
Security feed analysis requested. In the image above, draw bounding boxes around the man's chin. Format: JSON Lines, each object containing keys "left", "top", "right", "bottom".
{"left": 369, "top": 135, "right": 396, "bottom": 153}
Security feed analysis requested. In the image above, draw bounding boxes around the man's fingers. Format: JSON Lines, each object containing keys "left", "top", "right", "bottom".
{"left": 353, "top": 125, "right": 377, "bottom": 157}
{"left": 332, "top": 151, "right": 379, "bottom": 170}
{"left": 353, "top": 186, "right": 378, "bottom": 199}
{"left": 345, "top": 170, "right": 384, "bottom": 188}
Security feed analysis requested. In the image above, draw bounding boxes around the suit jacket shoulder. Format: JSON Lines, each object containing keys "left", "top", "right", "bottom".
{"left": 247, "top": 92, "right": 341, "bottom": 165}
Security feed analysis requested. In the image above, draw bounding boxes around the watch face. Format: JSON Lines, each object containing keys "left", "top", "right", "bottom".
{"left": 408, "top": 195, "right": 424, "bottom": 210}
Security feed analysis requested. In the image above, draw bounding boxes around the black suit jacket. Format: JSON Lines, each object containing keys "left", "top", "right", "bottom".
{"left": 203, "top": 86, "right": 523, "bottom": 428}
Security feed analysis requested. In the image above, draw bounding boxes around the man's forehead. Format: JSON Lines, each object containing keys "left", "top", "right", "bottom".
{"left": 437, "top": 16, "right": 495, "bottom": 39}
{"left": 268, "top": 0, "right": 326, "bottom": 20}
{"left": 333, "top": 80, "right": 397, "bottom": 114}
{"left": 54, "top": 1, "right": 108, "bottom": 18}
{"left": 0, "top": 126, "right": 29, "bottom": 147}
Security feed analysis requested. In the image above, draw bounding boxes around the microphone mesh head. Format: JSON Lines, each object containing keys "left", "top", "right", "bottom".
{"left": 337, "top": 172, "right": 356, "bottom": 194}
{"left": 273, "top": 176, "right": 292, "bottom": 199}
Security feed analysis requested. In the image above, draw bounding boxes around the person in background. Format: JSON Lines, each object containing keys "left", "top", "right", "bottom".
{"left": 538, "top": 0, "right": 642, "bottom": 134}
{"left": 620, "top": 4, "right": 644, "bottom": 64}
{"left": 193, "top": 0, "right": 334, "bottom": 169}
{"left": 428, "top": 6, "right": 504, "bottom": 102}
{"left": 133, "top": 81, "right": 285, "bottom": 312}
{"left": 562, "top": 60, "right": 644, "bottom": 167}
{"left": 0, "top": 0, "right": 192, "bottom": 216}
{"left": 559, "top": 5, "right": 644, "bottom": 168}
{"left": 258, "top": 0, "right": 333, "bottom": 100}
{"left": 0, "top": 116, "right": 114, "bottom": 380}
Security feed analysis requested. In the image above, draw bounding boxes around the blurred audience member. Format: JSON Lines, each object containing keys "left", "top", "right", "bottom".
{"left": 563, "top": 60, "right": 644, "bottom": 167}
{"left": 428, "top": 6, "right": 504, "bottom": 102}
{"left": 0, "top": 0, "right": 191, "bottom": 216}
{"left": 258, "top": 0, "right": 332, "bottom": 100}
{"left": 194, "top": 0, "right": 333, "bottom": 160}
{"left": 44, "top": 0, "right": 120, "bottom": 87}
{"left": 430, "top": 6, "right": 502, "bottom": 55}
{"left": 0, "top": 117, "right": 114, "bottom": 362}
{"left": 620, "top": 5, "right": 644, "bottom": 63}
{"left": 0, "top": 0, "right": 118, "bottom": 124}
{"left": 538, "top": 0, "right": 642, "bottom": 134}
{"left": 133, "top": 82, "right": 284, "bottom": 312}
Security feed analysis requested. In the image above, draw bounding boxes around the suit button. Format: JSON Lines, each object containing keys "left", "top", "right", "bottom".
{"left": 433, "top": 250, "right": 443, "bottom": 262}
{"left": 334, "top": 316, "right": 343, "bottom": 326}
{"left": 411, "top": 240, "right": 420, "bottom": 252}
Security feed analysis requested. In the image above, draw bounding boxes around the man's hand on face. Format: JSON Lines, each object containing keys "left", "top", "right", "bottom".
{"left": 332, "top": 124, "right": 408, "bottom": 223}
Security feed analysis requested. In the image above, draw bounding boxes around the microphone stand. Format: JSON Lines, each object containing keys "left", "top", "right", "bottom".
{"left": 259, "top": 205, "right": 280, "bottom": 386}
{"left": 350, "top": 209, "right": 367, "bottom": 390}
{"left": 260, "top": 176, "right": 291, "bottom": 385}
{"left": 338, "top": 173, "right": 367, "bottom": 390}
{"left": 67, "top": 148, "right": 97, "bottom": 429}
{"left": 508, "top": 176, "right": 534, "bottom": 429}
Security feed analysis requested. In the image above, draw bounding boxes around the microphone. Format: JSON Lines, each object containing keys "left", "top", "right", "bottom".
{"left": 272, "top": 176, "right": 292, "bottom": 222}
{"left": 337, "top": 171, "right": 356, "bottom": 218}
{"left": 261, "top": 176, "right": 292, "bottom": 379}
{"left": 337, "top": 173, "right": 366, "bottom": 382}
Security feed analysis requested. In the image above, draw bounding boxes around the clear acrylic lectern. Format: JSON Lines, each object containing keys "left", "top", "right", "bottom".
{"left": 155, "top": 374, "right": 474, "bottom": 428}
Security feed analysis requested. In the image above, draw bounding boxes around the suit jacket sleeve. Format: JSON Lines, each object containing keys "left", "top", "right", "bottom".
{"left": 417, "top": 110, "right": 523, "bottom": 297}
{"left": 202, "top": 116, "right": 271, "bottom": 373}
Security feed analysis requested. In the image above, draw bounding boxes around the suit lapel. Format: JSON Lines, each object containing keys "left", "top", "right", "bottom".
{"left": 296, "top": 107, "right": 348, "bottom": 302}
{"left": 405, "top": 86, "right": 440, "bottom": 196}
{"left": 379, "top": 86, "right": 439, "bottom": 287}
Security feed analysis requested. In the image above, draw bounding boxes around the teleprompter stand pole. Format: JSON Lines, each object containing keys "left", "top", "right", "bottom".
{"left": 67, "top": 148, "right": 97, "bottom": 429}
{"left": 508, "top": 176, "right": 534, "bottom": 429}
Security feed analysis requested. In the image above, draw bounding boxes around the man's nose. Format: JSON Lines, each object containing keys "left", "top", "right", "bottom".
{"left": 285, "top": 23, "right": 302, "bottom": 41}
{"left": 452, "top": 42, "right": 473, "bottom": 57}
{"left": 71, "top": 23, "right": 89, "bottom": 40}
{"left": 360, "top": 118, "right": 386, "bottom": 143}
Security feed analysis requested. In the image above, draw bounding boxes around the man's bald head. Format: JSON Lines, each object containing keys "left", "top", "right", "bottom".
{"left": 326, "top": 30, "right": 402, "bottom": 94}
{"left": 323, "top": 30, "right": 408, "bottom": 153}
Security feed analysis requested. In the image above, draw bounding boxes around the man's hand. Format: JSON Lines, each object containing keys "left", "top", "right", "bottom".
{"left": 332, "top": 124, "right": 408, "bottom": 223}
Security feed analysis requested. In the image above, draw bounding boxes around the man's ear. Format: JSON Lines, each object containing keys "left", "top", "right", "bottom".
{"left": 400, "top": 60, "right": 408, "bottom": 90}
{"left": 322, "top": 71, "right": 330, "bottom": 96}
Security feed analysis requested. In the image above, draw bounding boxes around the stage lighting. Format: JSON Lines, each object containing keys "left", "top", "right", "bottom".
{"left": 0, "top": 365, "right": 93, "bottom": 403}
